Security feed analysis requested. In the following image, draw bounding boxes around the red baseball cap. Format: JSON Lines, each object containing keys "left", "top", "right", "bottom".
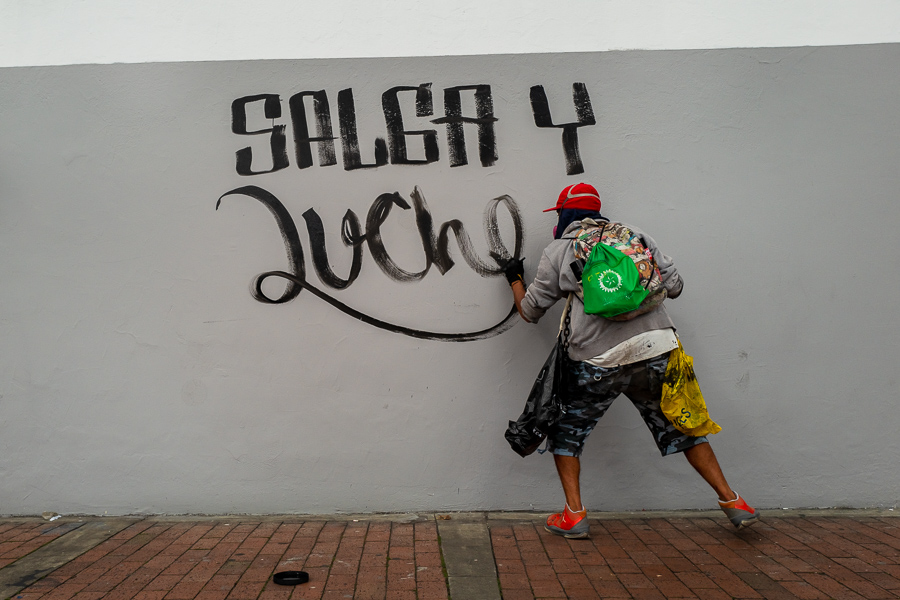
{"left": 542, "top": 182, "right": 602, "bottom": 212}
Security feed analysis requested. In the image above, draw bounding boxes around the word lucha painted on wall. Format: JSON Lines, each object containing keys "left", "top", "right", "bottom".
{"left": 232, "top": 83, "right": 595, "bottom": 176}
{"left": 216, "top": 185, "right": 524, "bottom": 341}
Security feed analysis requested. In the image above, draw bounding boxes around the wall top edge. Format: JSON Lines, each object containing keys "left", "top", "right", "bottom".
{"left": 2, "top": 41, "right": 898, "bottom": 70}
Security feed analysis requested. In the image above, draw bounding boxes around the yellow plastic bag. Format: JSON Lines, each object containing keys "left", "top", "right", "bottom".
{"left": 660, "top": 341, "right": 722, "bottom": 437}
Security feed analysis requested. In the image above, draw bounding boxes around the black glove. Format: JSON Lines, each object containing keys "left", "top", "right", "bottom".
{"left": 502, "top": 257, "right": 525, "bottom": 286}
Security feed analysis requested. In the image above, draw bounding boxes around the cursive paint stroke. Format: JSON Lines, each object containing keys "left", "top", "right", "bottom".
{"left": 216, "top": 185, "right": 524, "bottom": 341}
{"left": 255, "top": 270, "right": 520, "bottom": 341}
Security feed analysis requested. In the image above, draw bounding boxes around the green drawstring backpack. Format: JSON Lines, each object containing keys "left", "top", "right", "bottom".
{"left": 582, "top": 234, "right": 648, "bottom": 317}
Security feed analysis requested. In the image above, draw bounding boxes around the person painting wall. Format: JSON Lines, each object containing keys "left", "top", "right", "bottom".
{"left": 503, "top": 183, "right": 758, "bottom": 536}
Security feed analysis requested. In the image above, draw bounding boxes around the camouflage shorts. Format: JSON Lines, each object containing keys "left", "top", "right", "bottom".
{"left": 548, "top": 352, "right": 708, "bottom": 457}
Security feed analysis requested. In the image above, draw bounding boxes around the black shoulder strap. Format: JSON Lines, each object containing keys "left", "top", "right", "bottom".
{"left": 569, "top": 260, "right": 584, "bottom": 280}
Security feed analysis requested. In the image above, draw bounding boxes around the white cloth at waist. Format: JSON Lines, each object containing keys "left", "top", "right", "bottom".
{"left": 583, "top": 327, "right": 678, "bottom": 368}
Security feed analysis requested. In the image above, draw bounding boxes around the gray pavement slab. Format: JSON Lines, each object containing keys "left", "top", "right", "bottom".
{"left": 0, "top": 518, "right": 137, "bottom": 600}
{"left": 437, "top": 514, "right": 501, "bottom": 600}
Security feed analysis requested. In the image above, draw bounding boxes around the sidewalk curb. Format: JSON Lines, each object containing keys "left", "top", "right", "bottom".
{"left": 485, "top": 507, "right": 900, "bottom": 520}
{"left": 6, "top": 507, "right": 893, "bottom": 521}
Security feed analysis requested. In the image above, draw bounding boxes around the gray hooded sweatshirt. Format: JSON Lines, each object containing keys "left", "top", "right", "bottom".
{"left": 520, "top": 219, "right": 684, "bottom": 361}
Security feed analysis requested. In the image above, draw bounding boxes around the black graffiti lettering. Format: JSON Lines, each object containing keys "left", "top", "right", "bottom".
{"left": 337, "top": 88, "right": 389, "bottom": 170}
{"left": 216, "top": 186, "right": 524, "bottom": 341}
{"left": 408, "top": 187, "right": 441, "bottom": 273}
{"left": 382, "top": 84, "right": 440, "bottom": 165}
{"left": 433, "top": 193, "right": 521, "bottom": 277}
{"left": 232, "top": 82, "right": 598, "bottom": 175}
{"left": 432, "top": 85, "right": 498, "bottom": 167}
{"left": 529, "top": 83, "right": 596, "bottom": 175}
{"left": 365, "top": 192, "right": 430, "bottom": 282}
{"left": 483, "top": 193, "right": 524, "bottom": 267}
{"left": 232, "top": 95, "right": 290, "bottom": 175}
{"left": 361, "top": 187, "right": 519, "bottom": 281}
{"left": 301, "top": 208, "right": 363, "bottom": 289}
{"left": 215, "top": 185, "right": 304, "bottom": 302}
{"left": 289, "top": 91, "right": 337, "bottom": 169}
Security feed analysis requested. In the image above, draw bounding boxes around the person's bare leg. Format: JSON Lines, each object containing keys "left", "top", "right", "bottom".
{"left": 683, "top": 442, "right": 735, "bottom": 502}
{"left": 553, "top": 454, "right": 584, "bottom": 510}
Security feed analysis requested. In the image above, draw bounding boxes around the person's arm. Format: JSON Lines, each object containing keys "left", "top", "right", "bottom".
{"left": 510, "top": 279, "right": 530, "bottom": 322}
{"left": 502, "top": 249, "right": 566, "bottom": 323}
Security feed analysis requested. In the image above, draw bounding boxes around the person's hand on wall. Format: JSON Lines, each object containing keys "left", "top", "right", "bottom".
{"left": 502, "top": 257, "right": 525, "bottom": 286}
{"left": 501, "top": 257, "right": 530, "bottom": 322}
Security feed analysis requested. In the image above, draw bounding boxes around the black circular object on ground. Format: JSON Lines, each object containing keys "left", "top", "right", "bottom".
{"left": 272, "top": 571, "right": 309, "bottom": 585}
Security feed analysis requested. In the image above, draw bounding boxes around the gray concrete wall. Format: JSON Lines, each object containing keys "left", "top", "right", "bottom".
{"left": 1, "top": 44, "right": 898, "bottom": 515}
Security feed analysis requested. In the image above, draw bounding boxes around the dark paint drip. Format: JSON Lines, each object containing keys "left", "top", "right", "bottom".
{"left": 529, "top": 83, "right": 596, "bottom": 175}
{"left": 216, "top": 185, "right": 525, "bottom": 341}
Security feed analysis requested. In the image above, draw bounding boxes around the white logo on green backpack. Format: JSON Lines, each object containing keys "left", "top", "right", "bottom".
{"left": 596, "top": 269, "right": 624, "bottom": 293}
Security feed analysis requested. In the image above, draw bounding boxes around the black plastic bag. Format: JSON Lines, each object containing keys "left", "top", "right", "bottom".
{"left": 505, "top": 335, "right": 567, "bottom": 457}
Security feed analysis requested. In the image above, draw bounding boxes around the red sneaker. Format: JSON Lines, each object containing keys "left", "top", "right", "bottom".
{"left": 545, "top": 504, "right": 589, "bottom": 539}
{"left": 719, "top": 493, "right": 760, "bottom": 529}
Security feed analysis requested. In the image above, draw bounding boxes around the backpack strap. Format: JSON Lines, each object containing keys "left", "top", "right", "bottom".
{"left": 558, "top": 293, "right": 573, "bottom": 352}
{"left": 558, "top": 294, "right": 573, "bottom": 335}
{"left": 569, "top": 220, "right": 610, "bottom": 279}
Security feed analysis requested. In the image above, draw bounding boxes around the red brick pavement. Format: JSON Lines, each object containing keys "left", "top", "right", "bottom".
{"left": 489, "top": 515, "right": 900, "bottom": 600}
{"left": 6, "top": 519, "right": 448, "bottom": 600}
{"left": 3, "top": 514, "right": 899, "bottom": 600}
